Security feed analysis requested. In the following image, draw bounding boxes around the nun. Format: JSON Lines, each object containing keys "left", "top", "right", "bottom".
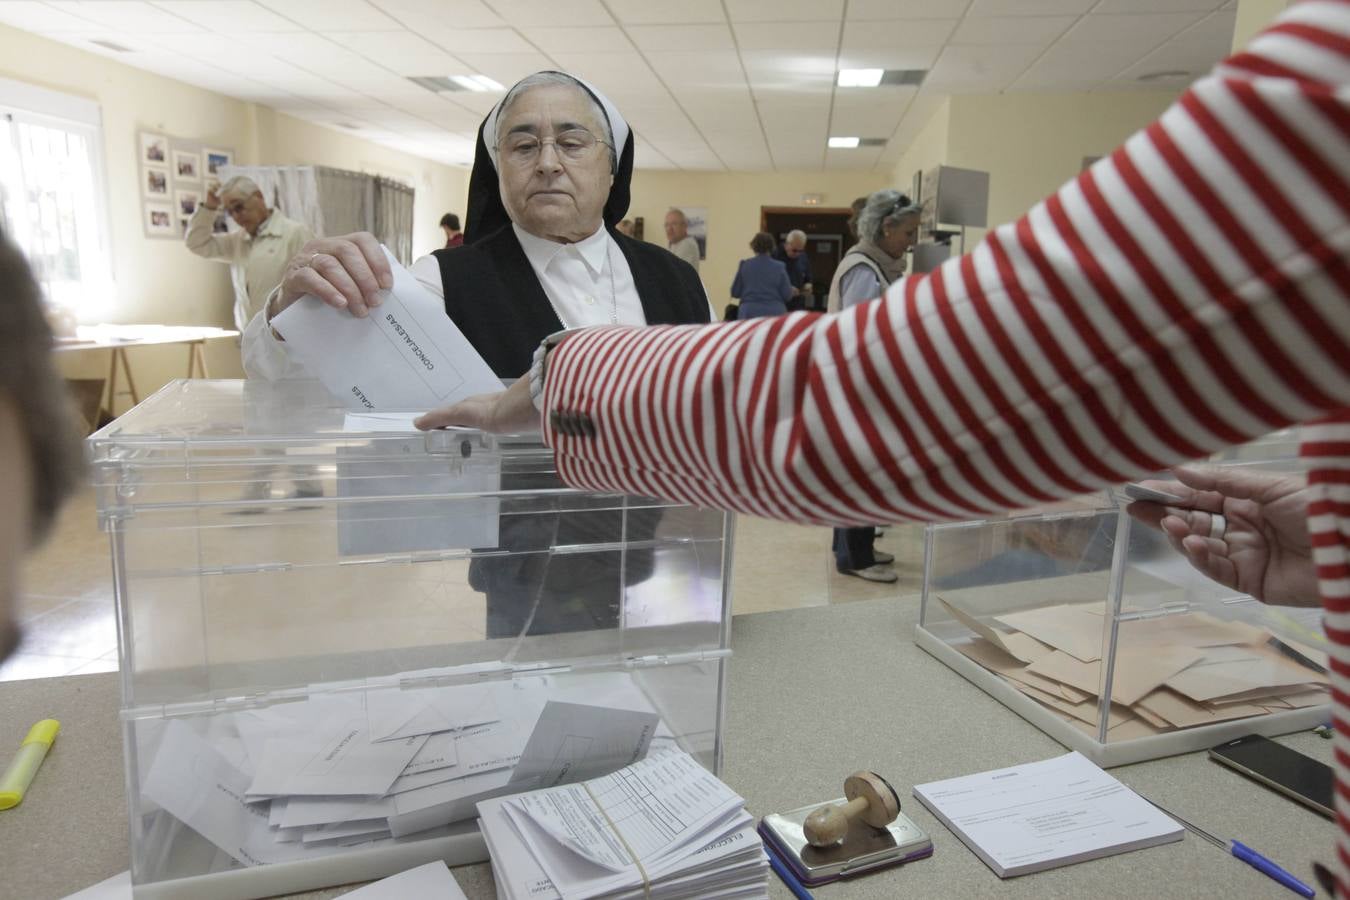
{"left": 241, "top": 71, "right": 709, "bottom": 380}
{"left": 241, "top": 72, "right": 709, "bottom": 638}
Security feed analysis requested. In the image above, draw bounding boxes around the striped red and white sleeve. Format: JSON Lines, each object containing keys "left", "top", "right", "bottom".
{"left": 540, "top": 0, "right": 1350, "bottom": 528}
{"left": 1303, "top": 414, "right": 1350, "bottom": 895}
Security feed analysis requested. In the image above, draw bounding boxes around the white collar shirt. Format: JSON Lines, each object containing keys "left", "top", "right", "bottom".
{"left": 511, "top": 223, "right": 646, "bottom": 328}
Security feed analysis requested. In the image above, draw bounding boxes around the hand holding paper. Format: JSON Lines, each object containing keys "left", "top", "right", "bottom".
{"left": 272, "top": 245, "right": 503, "bottom": 410}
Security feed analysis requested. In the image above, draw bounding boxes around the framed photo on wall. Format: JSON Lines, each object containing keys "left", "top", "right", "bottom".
{"left": 145, "top": 203, "right": 175, "bottom": 237}
{"left": 173, "top": 149, "right": 201, "bottom": 182}
{"left": 680, "top": 206, "right": 708, "bottom": 259}
{"left": 144, "top": 165, "right": 169, "bottom": 198}
{"left": 139, "top": 132, "right": 168, "bottom": 165}
{"left": 176, "top": 189, "right": 199, "bottom": 217}
{"left": 204, "top": 148, "right": 233, "bottom": 177}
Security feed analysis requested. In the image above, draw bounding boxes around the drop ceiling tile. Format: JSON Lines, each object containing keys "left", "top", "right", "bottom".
{"left": 255, "top": 0, "right": 400, "bottom": 30}
{"left": 454, "top": 51, "right": 555, "bottom": 86}
{"left": 848, "top": 0, "right": 972, "bottom": 18}
{"left": 1011, "top": 39, "right": 1153, "bottom": 90}
{"left": 725, "top": 0, "right": 843, "bottom": 23}
{"left": 150, "top": 1, "right": 303, "bottom": 32}
{"left": 967, "top": 0, "right": 1095, "bottom": 15}
{"left": 487, "top": 0, "right": 613, "bottom": 28}
{"left": 644, "top": 51, "right": 746, "bottom": 86}
{"left": 367, "top": 0, "right": 505, "bottom": 28}
{"left": 951, "top": 14, "right": 1074, "bottom": 44}
{"left": 841, "top": 18, "right": 957, "bottom": 52}
{"left": 47, "top": 2, "right": 203, "bottom": 32}
{"left": 419, "top": 26, "right": 534, "bottom": 54}
{"left": 922, "top": 42, "right": 1045, "bottom": 92}
{"left": 1114, "top": 31, "right": 1233, "bottom": 84}
{"left": 1063, "top": 11, "right": 1204, "bottom": 44}
{"left": 605, "top": 0, "right": 724, "bottom": 25}
{"left": 1094, "top": 0, "right": 1223, "bottom": 11}
{"left": 834, "top": 48, "right": 941, "bottom": 70}
{"left": 324, "top": 31, "right": 466, "bottom": 76}
{"left": 626, "top": 23, "right": 735, "bottom": 52}
{"left": 733, "top": 22, "right": 840, "bottom": 53}
{"left": 519, "top": 26, "right": 634, "bottom": 53}
{"left": 1179, "top": 8, "right": 1237, "bottom": 45}
{"left": 0, "top": 1, "right": 100, "bottom": 31}
{"left": 771, "top": 146, "right": 825, "bottom": 170}
{"left": 632, "top": 137, "right": 675, "bottom": 168}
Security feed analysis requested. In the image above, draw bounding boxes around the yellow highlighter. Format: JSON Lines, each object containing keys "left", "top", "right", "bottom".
{"left": 0, "top": 719, "right": 59, "bottom": 809}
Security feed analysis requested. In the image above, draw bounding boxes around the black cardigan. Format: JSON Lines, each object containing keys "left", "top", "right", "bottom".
{"left": 432, "top": 224, "right": 709, "bottom": 378}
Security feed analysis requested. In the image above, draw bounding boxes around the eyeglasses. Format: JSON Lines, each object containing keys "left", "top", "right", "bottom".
{"left": 500, "top": 129, "right": 609, "bottom": 165}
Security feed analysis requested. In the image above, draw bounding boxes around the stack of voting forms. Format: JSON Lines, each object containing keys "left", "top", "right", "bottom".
{"left": 914, "top": 484, "right": 1327, "bottom": 767}
{"left": 479, "top": 750, "right": 768, "bottom": 899}
{"left": 89, "top": 380, "right": 733, "bottom": 899}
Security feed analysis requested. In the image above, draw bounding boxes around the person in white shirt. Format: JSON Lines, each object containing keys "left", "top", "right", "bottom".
{"left": 185, "top": 176, "right": 313, "bottom": 333}
{"left": 663, "top": 208, "right": 701, "bottom": 273}
{"left": 242, "top": 71, "right": 708, "bottom": 384}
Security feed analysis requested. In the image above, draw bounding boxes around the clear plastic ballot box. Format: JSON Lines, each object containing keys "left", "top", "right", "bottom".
{"left": 914, "top": 486, "right": 1327, "bottom": 768}
{"left": 89, "top": 380, "right": 734, "bottom": 899}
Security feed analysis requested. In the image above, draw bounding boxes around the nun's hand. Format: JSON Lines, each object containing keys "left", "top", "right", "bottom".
{"left": 415, "top": 377, "right": 540, "bottom": 435}
{"left": 267, "top": 232, "right": 393, "bottom": 324}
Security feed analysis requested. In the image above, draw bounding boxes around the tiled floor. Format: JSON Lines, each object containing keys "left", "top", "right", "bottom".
{"left": 1, "top": 485, "right": 926, "bottom": 682}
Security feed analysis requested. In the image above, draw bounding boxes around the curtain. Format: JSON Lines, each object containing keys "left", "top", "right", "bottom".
{"left": 216, "top": 164, "right": 416, "bottom": 264}
{"left": 217, "top": 164, "right": 325, "bottom": 237}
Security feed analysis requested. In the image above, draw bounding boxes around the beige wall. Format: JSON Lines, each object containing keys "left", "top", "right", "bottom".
{"left": 1233, "top": 0, "right": 1289, "bottom": 51}
{"left": 889, "top": 90, "right": 1177, "bottom": 252}
{"left": 626, "top": 170, "right": 890, "bottom": 317}
{"left": 890, "top": 98, "right": 950, "bottom": 197}
{"left": 0, "top": 23, "right": 470, "bottom": 413}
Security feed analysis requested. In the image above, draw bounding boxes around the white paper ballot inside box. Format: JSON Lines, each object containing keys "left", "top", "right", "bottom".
{"left": 272, "top": 245, "right": 504, "bottom": 410}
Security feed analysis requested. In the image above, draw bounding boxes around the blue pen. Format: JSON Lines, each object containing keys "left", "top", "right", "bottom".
{"left": 765, "top": 846, "right": 814, "bottom": 900}
{"left": 1148, "top": 798, "right": 1314, "bottom": 898}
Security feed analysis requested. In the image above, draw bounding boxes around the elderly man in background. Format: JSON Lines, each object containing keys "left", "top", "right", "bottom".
{"left": 663, "top": 208, "right": 700, "bottom": 273}
{"left": 772, "top": 229, "right": 813, "bottom": 310}
{"left": 186, "top": 175, "right": 313, "bottom": 334}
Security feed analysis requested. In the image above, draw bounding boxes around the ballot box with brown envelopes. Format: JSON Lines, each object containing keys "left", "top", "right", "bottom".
{"left": 914, "top": 487, "right": 1327, "bottom": 767}
{"left": 89, "top": 379, "right": 733, "bottom": 899}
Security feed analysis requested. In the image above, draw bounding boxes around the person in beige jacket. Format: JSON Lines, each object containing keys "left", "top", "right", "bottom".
{"left": 185, "top": 175, "right": 313, "bottom": 333}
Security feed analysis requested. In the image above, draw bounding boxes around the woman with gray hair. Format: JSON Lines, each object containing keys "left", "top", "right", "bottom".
{"left": 823, "top": 189, "right": 920, "bottom": 582}
{"left": 826, "top": 189, "right": 921, "bottom": 314}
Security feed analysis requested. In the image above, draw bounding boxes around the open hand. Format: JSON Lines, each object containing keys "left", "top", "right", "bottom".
{"left": 1126, "top": 465, "right": 1318, "bottom": 607}
{"left": 415, "top": 377, "right": 540, "bottom": 435}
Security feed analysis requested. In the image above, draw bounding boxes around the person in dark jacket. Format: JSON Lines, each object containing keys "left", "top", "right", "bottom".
{"left": 730, "top": 232, "right": 792, "bottom": 320}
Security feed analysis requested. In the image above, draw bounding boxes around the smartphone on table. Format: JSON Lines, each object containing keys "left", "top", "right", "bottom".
{"left": 1209, "top": 734, "right": 1333, "bottom": 819}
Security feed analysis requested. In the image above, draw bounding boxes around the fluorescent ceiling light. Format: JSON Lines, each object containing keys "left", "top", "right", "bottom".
{"left": 450, "top": 74, "right": 504, "bottom": 92}
{"left": 837, "top": 68, "right": 883, "bottom": 87}
{"left": 828, "top": 136, "right": 860, "bottom": 149}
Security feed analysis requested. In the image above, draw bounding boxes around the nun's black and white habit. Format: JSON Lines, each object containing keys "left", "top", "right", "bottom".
{"left": 434, "top": 71, "right": 708, "bottom": 379}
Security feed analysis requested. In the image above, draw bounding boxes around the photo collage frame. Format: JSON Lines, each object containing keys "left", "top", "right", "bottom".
{"left": 138, "top": 131, "right": 233, "bottom": 240}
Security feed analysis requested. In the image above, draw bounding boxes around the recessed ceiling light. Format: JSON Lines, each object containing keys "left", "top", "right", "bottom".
{"left": 828, "top": 136, "right": 860, "bottom": 149}
{"left": 837, "top": 69, "right": 884, "bottom": 87}
{"left": 408, "top": 74, "right": 505, "bottom": 93}
{"left": 450, "top": 74, "right": 505, "bottom": 92}
{"left": 1136, "top": 69, "right": 1190, "bottom": 82}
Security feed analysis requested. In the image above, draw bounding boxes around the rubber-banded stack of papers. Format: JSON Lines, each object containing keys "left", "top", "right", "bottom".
{"left": 478, "top": 749, "right": 769, "bottom": 899}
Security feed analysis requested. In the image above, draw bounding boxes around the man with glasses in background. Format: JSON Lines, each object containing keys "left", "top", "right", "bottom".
{"left": 773, "top": 229, "right": 813, "bottom": 310}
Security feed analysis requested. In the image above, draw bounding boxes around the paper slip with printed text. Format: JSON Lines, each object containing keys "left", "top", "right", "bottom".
{"left": 272, "top": 245, "right": 503, "bottom": 410}
{"left": 913, "top": 751, "right": 1181, "bottom": 877}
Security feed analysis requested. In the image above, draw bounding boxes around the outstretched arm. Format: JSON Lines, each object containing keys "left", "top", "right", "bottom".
{"left": 537, "top": 3, "right": 1350, "bottom": 525}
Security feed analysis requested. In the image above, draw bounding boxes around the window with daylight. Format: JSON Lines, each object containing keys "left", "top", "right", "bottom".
{"left": 0, "top": 77, "right": 113, "bottom": 316}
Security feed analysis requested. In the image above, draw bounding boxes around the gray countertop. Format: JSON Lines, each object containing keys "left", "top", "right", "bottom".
{"left": 0, "top": 597, "right": 1333, "bottom": 899}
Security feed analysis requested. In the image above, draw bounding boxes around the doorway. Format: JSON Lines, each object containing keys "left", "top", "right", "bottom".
{"left": 761, "top": 206, "right": 855, "bottom": 311}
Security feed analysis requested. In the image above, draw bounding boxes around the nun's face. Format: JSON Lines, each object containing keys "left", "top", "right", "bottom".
{"left": 496, "top": 84, "right": 614, "bottom": 243}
